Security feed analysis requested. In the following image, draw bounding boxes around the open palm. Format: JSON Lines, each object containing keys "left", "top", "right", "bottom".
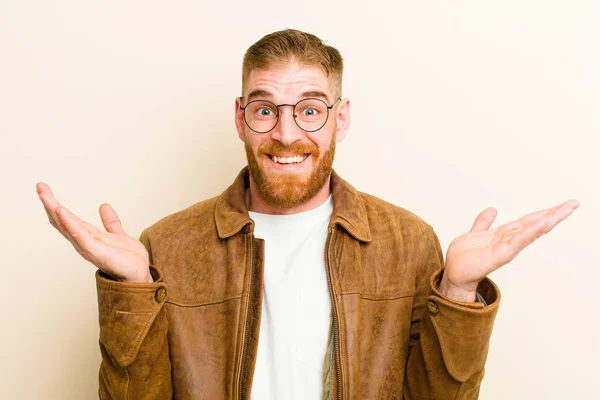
{"left": 36, "top": 182, "right": 151, "bottom": 283}
{"left": 442, "top": 199, "right": 580, "bottom": 295}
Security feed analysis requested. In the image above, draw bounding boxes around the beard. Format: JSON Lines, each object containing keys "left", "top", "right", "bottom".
{"left": 245, "top": 129, "right": 336, "bottom": 209}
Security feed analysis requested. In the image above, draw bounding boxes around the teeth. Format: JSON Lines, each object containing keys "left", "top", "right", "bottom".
{"left": 272, "top": 155, "right": 307, "bottom": 164}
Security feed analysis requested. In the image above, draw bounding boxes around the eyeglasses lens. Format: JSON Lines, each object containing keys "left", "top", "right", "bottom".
{"left": 244, "top": 99, "right": 329, "bottom": 133}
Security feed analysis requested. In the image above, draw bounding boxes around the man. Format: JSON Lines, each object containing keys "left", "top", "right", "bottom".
{"left": 36, "top": 29, "right": 579, "bottom": 399}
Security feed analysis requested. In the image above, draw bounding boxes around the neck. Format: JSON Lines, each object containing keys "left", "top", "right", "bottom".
{"left": 246, "top": 176, "right": 332, "bottom": 215}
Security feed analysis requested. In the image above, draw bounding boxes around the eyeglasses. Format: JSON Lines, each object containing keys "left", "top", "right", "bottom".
{"left": 239, "top": 97, "right": 341, "bottom": 134}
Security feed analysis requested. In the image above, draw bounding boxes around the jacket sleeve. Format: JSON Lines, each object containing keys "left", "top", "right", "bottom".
{"left": 97, "top": 229, "right": 172, "bottom": 399}
{"left": 404, "top": 227, "right": 500, "bottom": 399}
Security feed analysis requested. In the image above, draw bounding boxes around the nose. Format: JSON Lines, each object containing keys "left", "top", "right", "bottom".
{"left": 270, "top": 106, "right": 304, "bottom": 146}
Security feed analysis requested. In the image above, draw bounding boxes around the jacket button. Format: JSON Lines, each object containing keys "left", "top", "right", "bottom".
{"left": 426, "top": 300, "right": 439, "bottom": 316}
{"left": 155, "top": 287, "right": 167, "bottom": 303}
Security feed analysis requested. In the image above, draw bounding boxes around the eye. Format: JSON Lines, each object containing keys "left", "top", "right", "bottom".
{"left": 301, "top": 107, "right": 319, "bottom": 117}
{"left": 257, "top": 107, "right": 275, "bottom": 117}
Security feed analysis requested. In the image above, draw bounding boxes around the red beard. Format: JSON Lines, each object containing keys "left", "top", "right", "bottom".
{"left": 245, "top": 131, "right": 336, "bottom": 208}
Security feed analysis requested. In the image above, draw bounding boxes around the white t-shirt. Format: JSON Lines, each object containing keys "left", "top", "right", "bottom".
{"left": 249, "top": 195, "right": 333, "bottom": 399}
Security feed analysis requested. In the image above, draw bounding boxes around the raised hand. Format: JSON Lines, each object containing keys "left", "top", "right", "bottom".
{"left": 439, "top": 199, "right": 580, "bottom": 302}
{"left": 36, "top": 182, "right": 152, "bottom": 283}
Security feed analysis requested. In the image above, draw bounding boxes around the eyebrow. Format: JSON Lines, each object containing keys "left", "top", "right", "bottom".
{"left": 301, "top": 91, "right": 331, "bottom": 103}
{"left": 247, "top": 89, "right": 272, "bottom": 102}
{"left": 245, "top": 90, "right": 332, "bottom": 104}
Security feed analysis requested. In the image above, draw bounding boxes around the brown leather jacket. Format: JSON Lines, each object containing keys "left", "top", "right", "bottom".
{"left": 97, "top": 167, "right": 500, "bottom": 399}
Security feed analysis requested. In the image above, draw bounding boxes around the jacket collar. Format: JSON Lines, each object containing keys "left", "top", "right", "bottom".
{"left": 215, "top": 167, "right": 372, "bottom": 242}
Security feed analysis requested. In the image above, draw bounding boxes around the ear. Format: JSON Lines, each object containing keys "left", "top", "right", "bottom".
{"left": 334, "top": 97, "right": 351, "bottom": 143}
{"left": 235, "top": 97, "right": 246, "bottom": 142}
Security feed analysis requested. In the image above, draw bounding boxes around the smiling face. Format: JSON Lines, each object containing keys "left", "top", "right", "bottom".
{"left": 235, "top": 62, "right": 350, "bottom": 212}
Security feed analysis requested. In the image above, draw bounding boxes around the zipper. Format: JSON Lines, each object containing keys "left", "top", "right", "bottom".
{"left": 325, "top": 227, "right": 343, "bottom": 400}
{"left": 238, "top": 233, "right": 256, "bottom": 400}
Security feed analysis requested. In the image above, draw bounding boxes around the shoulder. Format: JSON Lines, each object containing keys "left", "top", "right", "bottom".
{"left": 141, "top": 195, "right": 220, "bottom": 242}
{"left": 357, "top": 192, "right": 442, "bottom": 271}
{"left": 359, "top": 191, "right": 436, "bottom": 241}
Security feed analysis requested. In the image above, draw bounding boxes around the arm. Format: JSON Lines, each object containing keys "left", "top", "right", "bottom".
{"left": 36, "top": 183, "right": 173, "bottom": 398}
{"left": 97, "top": 231, "right": 173, "bottom": 399}
{"left": 404, "top": 228, "right": 499, "bottom": 399}
{"left": 405, "top": 199, "right": 578, "bottom": 398}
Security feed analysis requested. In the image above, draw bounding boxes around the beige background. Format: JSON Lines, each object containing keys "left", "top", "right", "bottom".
{"left": 2, "top": 1, "right": 598, "bottom": 399}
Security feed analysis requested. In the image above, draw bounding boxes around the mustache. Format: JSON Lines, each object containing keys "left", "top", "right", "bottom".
{"left": 257, "top": 142, "right": 319, "bottom": 157}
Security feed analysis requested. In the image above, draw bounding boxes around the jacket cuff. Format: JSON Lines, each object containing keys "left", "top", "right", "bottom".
{"left": 432, "top": 268, "right": 499, "bottom": 308}
{"left": 96, "top": 265, "right": 168, "bottom": 367}
{"left": 425, "top": 268, "right": 501, "bottom": 382}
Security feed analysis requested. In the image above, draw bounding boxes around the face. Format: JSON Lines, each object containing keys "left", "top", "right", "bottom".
{"left": 235, "top": 63, "right": 350, "bottom": 208}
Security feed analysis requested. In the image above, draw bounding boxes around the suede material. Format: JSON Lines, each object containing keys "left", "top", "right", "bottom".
{"left": 96, "top": 167, "right": 500, "bottom": 399}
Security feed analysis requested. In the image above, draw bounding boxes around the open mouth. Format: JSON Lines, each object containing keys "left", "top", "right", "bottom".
{"left": 267, "top": 154, "right": 310, "bottom": 165}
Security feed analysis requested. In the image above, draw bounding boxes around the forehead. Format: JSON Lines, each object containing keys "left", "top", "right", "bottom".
{"left": 245, "top": 63, "right": 333, "bottom": 102}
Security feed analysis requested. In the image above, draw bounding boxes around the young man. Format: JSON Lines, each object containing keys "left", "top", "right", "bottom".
{"left": 37, "top": 29, "right": 579, "bottom": 399}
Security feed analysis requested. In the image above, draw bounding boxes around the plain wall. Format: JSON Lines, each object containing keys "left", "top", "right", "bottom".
{"left": 2, "top": 1, "right": 598, "bottom": 398}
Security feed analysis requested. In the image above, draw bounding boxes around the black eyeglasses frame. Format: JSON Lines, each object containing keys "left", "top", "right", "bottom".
{"left": 238, "top": 97, "right": 341, "bottom": 134}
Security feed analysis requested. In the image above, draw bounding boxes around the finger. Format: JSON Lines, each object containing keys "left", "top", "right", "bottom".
{"left": 37, "top": 189, "right": 84, "bottom": 253}
{"left": 518, "top": 207, "right": 552, "bottom": 225}
{"left": 36, "top": 182, "right": 62, "bottom": 215}
{"left": 51, "top": 209, "right": 87, "bottom": 256}
{"left": 37, "top": 189, "right": 58, "bottom": 229}
{"left": 37, "top": 185, "right": 59, "bottom": 211}
{"left": 564, "top": 198, "right": 580, "bottom": 210}
{"left": 512, "top": 199, "right": 580, "bottom": 234}
{"left": 99, "top": 203, "right": 125, "bottom": 234}
{"left": 495, "top": 199, "right": 576, "bottom": 237}
{"left": 57, "top": 207, "right": 119, "bottom": 267}
{"left": 37, "top": 185, "right": 62, "bottom": 218}
{"left": 37, "top": 184, "right": 107, "bottom": 259}
{"left": 41, "top": 202, "right": 59, "bottom": 229}
{"left": 56, "top": 206, "right": 91, "bottom": 248}
{"left": 495, "top": 208, "right": 551, "bottom": 238}
{"left": 36, "top": 181, "right": 52, "bottom": 196}
{"left": 469, "top": 207, "right": 498, "bottom": 233}
{"left": 52, "top": 205, "right": 85, "bottom": 250}
{"left": 38, "top": 192, "right": 69, "bottom": 235}
{"left": 38, "top": 193, "right": 79, "bottom": 243}
{"left": 507, "top": 201, "right": 577, "bottom": 251}
{"left": 57, "top": 205, "right": 103, "bottom": 237}
{"left": 38, "top": 187, "right": 101, "bottom": 237}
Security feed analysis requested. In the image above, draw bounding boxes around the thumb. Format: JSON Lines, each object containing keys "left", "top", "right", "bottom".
{"left": 99, "top": 203, "right": 125, "bottom": 234}
{"left": 469, "top": 207, "right": 498, "bottom": 233}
